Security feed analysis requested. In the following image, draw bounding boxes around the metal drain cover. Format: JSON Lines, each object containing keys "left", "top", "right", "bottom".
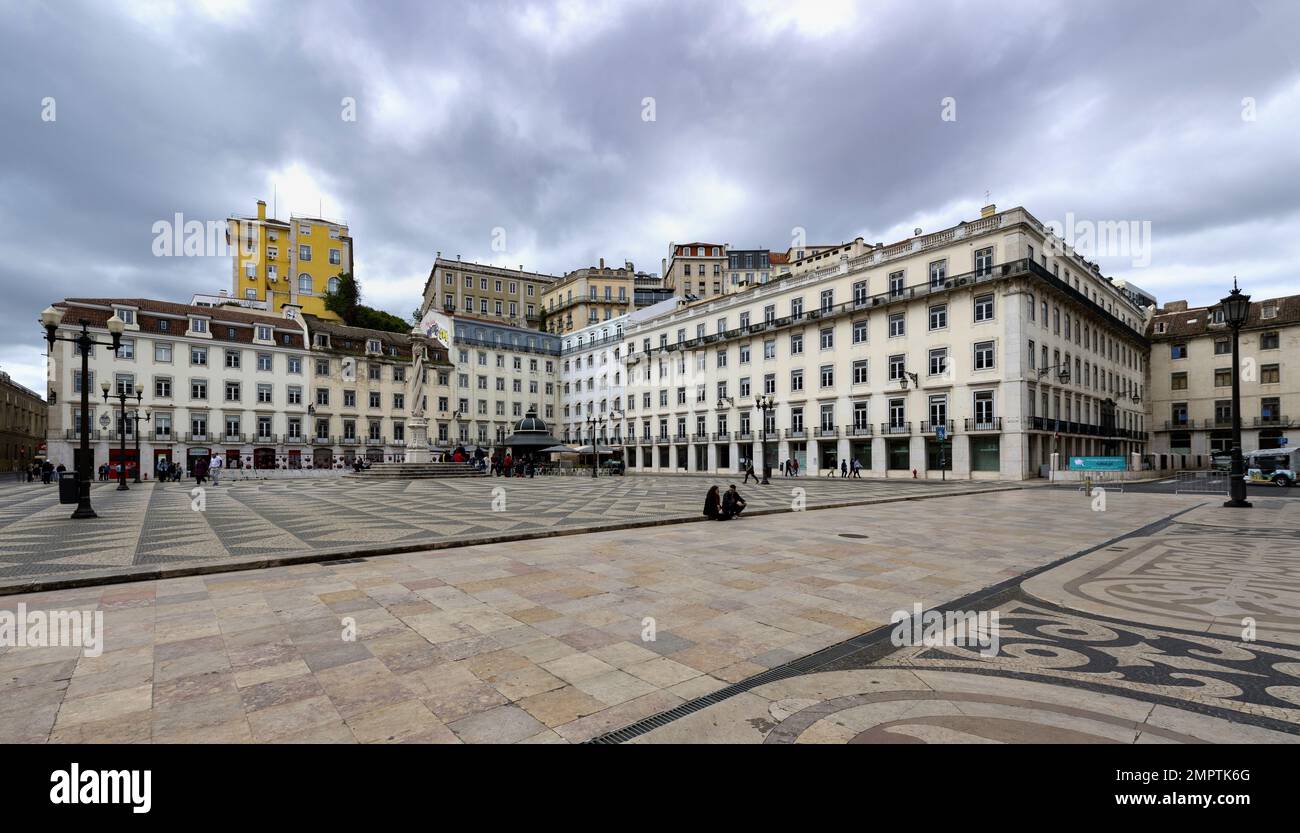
{"left": 838, "top": 533, "right": 869, "bottom": 539}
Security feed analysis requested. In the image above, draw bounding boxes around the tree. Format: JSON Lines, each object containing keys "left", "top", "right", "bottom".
{"left": 323, "top": 272, "right": 409, "bottom": 334}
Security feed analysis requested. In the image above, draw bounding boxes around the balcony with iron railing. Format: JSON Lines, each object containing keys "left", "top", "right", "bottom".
{"left": 881, "top": 422, "right": 911, "bottom": 435}
{"left": 964, "top": 417, "right": 1002, "bottom": 432}
{"left": 221, "top": 434, "right": 245, "bottom": 444}
{"left": 846, "top": 424, "right": 873, "bottom": 437}
{"left": 63, "top": 429, "right": 103, "bottom": 440}
{"left": 1204, "top": 417, "right": 1235, "bottom": 429}
{"left": 920, "top": 420, "right": 954, "bottom": 435}
{"left": 1254, "top": 415, "right": 1292, "bottom": 427}
{"left": 340, "top": 436, "right": 360, "bottom": 445}
{"left": 630, "top": 254, "right": 1146, "bottom": 360}
{"left": 815, "top": 427, "right": 839, "bottom": 438}
{"left": 785, "top": 428, "right": 807, "bottom": 439}
{"left": 364, "top": 436, "right": 387, "bottom": 446}
{"left": 712, "top": 432, "right": 730, "bottom": 441}
{"left": 311, "top": 435, "right": 335, "bottom": 445}
{"left": 253, "top": 433, "right": 278, "bottom": 444}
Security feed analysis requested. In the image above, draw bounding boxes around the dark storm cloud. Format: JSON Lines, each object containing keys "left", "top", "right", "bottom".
{"left": 1, "top": 0, "right": 1298, "bottom": 394}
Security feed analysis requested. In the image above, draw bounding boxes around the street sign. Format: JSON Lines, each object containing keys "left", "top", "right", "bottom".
{"left": 1068, "top": 456, "right": 1127, "bottom": 471}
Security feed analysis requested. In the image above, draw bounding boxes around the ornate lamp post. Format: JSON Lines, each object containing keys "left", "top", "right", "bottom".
{"left": 129, "top": 408, "right": 151, "bottom": 483}
{"left": 755, "top": 394, "right": 776, "bottom": 484}
{"left": 40, "top": 307, "right": 125, "bottom": 518}
{"left": 586, "top": 415, "right": 606, "bottom": 478}
{"left": 1221, "top": 278, "right": 1253, "bottom": 508}
{"left": 102, "top": 379, "right": 144, "bottom": 491}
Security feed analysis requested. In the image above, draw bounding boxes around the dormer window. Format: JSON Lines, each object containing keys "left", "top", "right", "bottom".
{"left": 256, "top": 325, "right": 272, "bottom": 341}
{"left": 367, "top": 339, "right": 381, "bottom": 353}
{"left": 114, "top": 307, "right": 135, "bottom": 325}
{"left": 315, "top": 334, "right": 329, "bottom": 348}
{"left": 1262, "top": 302, "right": 1277, "bottom": 319}
{"left": 189, "top": 318, "right": 207, "bottom": 334}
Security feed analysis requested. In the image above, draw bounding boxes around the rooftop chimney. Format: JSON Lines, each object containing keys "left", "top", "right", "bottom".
{"left": 1162, "top": 300, "right": 1189, "bottom": 312}
{"left": 256, "top": 200, "right": 266, "bottom": 221}
{"left": 599, "top": 257, "right": 605, "bottom": 270}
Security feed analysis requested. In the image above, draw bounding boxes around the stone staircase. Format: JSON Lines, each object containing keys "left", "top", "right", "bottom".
{"left": 346, "top": 461, "right": 488, "bottom": 479}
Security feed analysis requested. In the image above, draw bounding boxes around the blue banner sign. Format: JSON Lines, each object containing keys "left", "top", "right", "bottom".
{"left": 1068, "top": 456, "right": 1127, "bottom": 471}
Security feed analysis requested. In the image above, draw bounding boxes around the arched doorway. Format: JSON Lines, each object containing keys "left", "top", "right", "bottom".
{"left": 312, "top": 448, "right": 333, "bottom": 469}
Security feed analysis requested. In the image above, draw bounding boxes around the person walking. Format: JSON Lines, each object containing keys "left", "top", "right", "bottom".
{"left": 743, "top": 459, "right": 758, "bottom": 484}
{"left": 840, "top": 459, "right": 848, "bottom": 478}
{"left": 209, "top": 453, "right": 222, "bottom": 486}
{"left": 851, "top": 457, "right": 862, "bottom": 478}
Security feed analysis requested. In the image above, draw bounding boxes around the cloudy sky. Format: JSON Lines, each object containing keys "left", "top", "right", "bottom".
{"left": 2, "top": 0, "right": 1298, "bottom": 396}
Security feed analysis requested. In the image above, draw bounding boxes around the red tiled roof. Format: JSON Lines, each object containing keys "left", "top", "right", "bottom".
{"left": 55, "top": 298, "right": 305, "bottom": 349}
{"left": 1147, "top": 293, "right": 1300, "bottom": 339}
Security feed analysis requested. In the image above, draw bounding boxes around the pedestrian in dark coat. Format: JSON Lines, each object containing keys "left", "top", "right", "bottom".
{"left": 703, "top": 486, "right": 721, "bottom": 520}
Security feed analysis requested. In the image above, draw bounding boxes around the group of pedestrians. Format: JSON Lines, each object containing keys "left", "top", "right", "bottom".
{"left": 191, "top": 453, "right": 222, "bottom": 486}
{"left": 703, "top": 484, "right": 748, "bottom": 521}
{"left": 490, "top": 452, "right": 534, "bottom": 478}
{"left": 155, "top": 458, "right": 186, "bottom": 482}
{"left": 22, "top": 460, "right": 63, "bottom": 484}
{"left": 829, "top": 458, "right": 864, "bottom": 478}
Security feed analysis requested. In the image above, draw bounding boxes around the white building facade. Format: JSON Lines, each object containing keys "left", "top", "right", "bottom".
{"left": 44, "top": 298, "right": 434, "bottom": 474}
{"left": 617, "top": 207, "right": 1150, "bottom": 480}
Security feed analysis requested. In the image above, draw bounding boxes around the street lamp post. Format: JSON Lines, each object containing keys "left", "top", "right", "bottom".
{"left": 586, "top": 415, "right": 606, "bottom": 478}
{"left": 40, "top": 307, "right": 125, "bottom": 519}
{"left": 1221, "top": 278, "right": 1253, "bottom": 508}
{"left": 102, "top": 380, "right": 144, "bottom": 491}
{"left": 755, "top": 395, "right": 776, "bottom": 485}
{"left": 130, "top": 409, "right": 151, "bottom": 483}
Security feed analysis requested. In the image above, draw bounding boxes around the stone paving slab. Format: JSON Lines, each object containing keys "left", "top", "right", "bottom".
{"left": 630, "top": 495, "right": 1300, "bottom": 744}
{"left": 0, "top": 489, "right": 1195, "bottom": 744}
{"left": 0, "top": 475, "right": 1022, "bottom": 593}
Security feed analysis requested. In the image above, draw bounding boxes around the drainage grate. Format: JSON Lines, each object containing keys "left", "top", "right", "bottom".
{"left": 838, "top": 533, "right": 869, "bottom": 539}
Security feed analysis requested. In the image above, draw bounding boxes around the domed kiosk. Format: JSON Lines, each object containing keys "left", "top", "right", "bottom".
{"left": 502, "top": 409, "right": 562, "bottom": 459}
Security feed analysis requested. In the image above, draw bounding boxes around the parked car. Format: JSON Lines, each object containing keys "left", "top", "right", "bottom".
{"left": 602, "top": 459, "right": 626, "bottom": 475}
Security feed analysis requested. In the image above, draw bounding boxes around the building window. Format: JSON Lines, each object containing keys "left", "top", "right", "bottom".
{"left": 888, "top": 313, "right": 905, "bottom": 338}
{"left": 973, "top": 293, "right": 994, "bottom": 322}
{"left": 1261, "top": 364, "right": 1280, "bottom": 384}
{"left": 974, "top": 341, "right": 995, "bottom": 370}
{"left": 928, "top": 304, "right": 947, "bottom": 330}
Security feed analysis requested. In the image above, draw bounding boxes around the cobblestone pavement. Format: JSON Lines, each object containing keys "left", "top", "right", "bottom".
{"left": 0, "top": 488, "right": 1197, "bottom": 743}
{"left": 632, "top": 496, "right": 1300, "bottom": 744}
{"left": 0, "top": 475, "right": 1018, "bottom": 588}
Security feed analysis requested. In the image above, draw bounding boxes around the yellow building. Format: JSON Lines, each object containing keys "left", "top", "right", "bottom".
{"left": 227, "top": 200, "right": 352, "bottom": 321}
{"left": 540, "top": 258, "right": 636, "bottom": 334}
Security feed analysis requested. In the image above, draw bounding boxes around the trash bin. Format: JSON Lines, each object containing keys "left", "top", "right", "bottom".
{"left": 58, "top": 471, "right": 80, "bottom": 505}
